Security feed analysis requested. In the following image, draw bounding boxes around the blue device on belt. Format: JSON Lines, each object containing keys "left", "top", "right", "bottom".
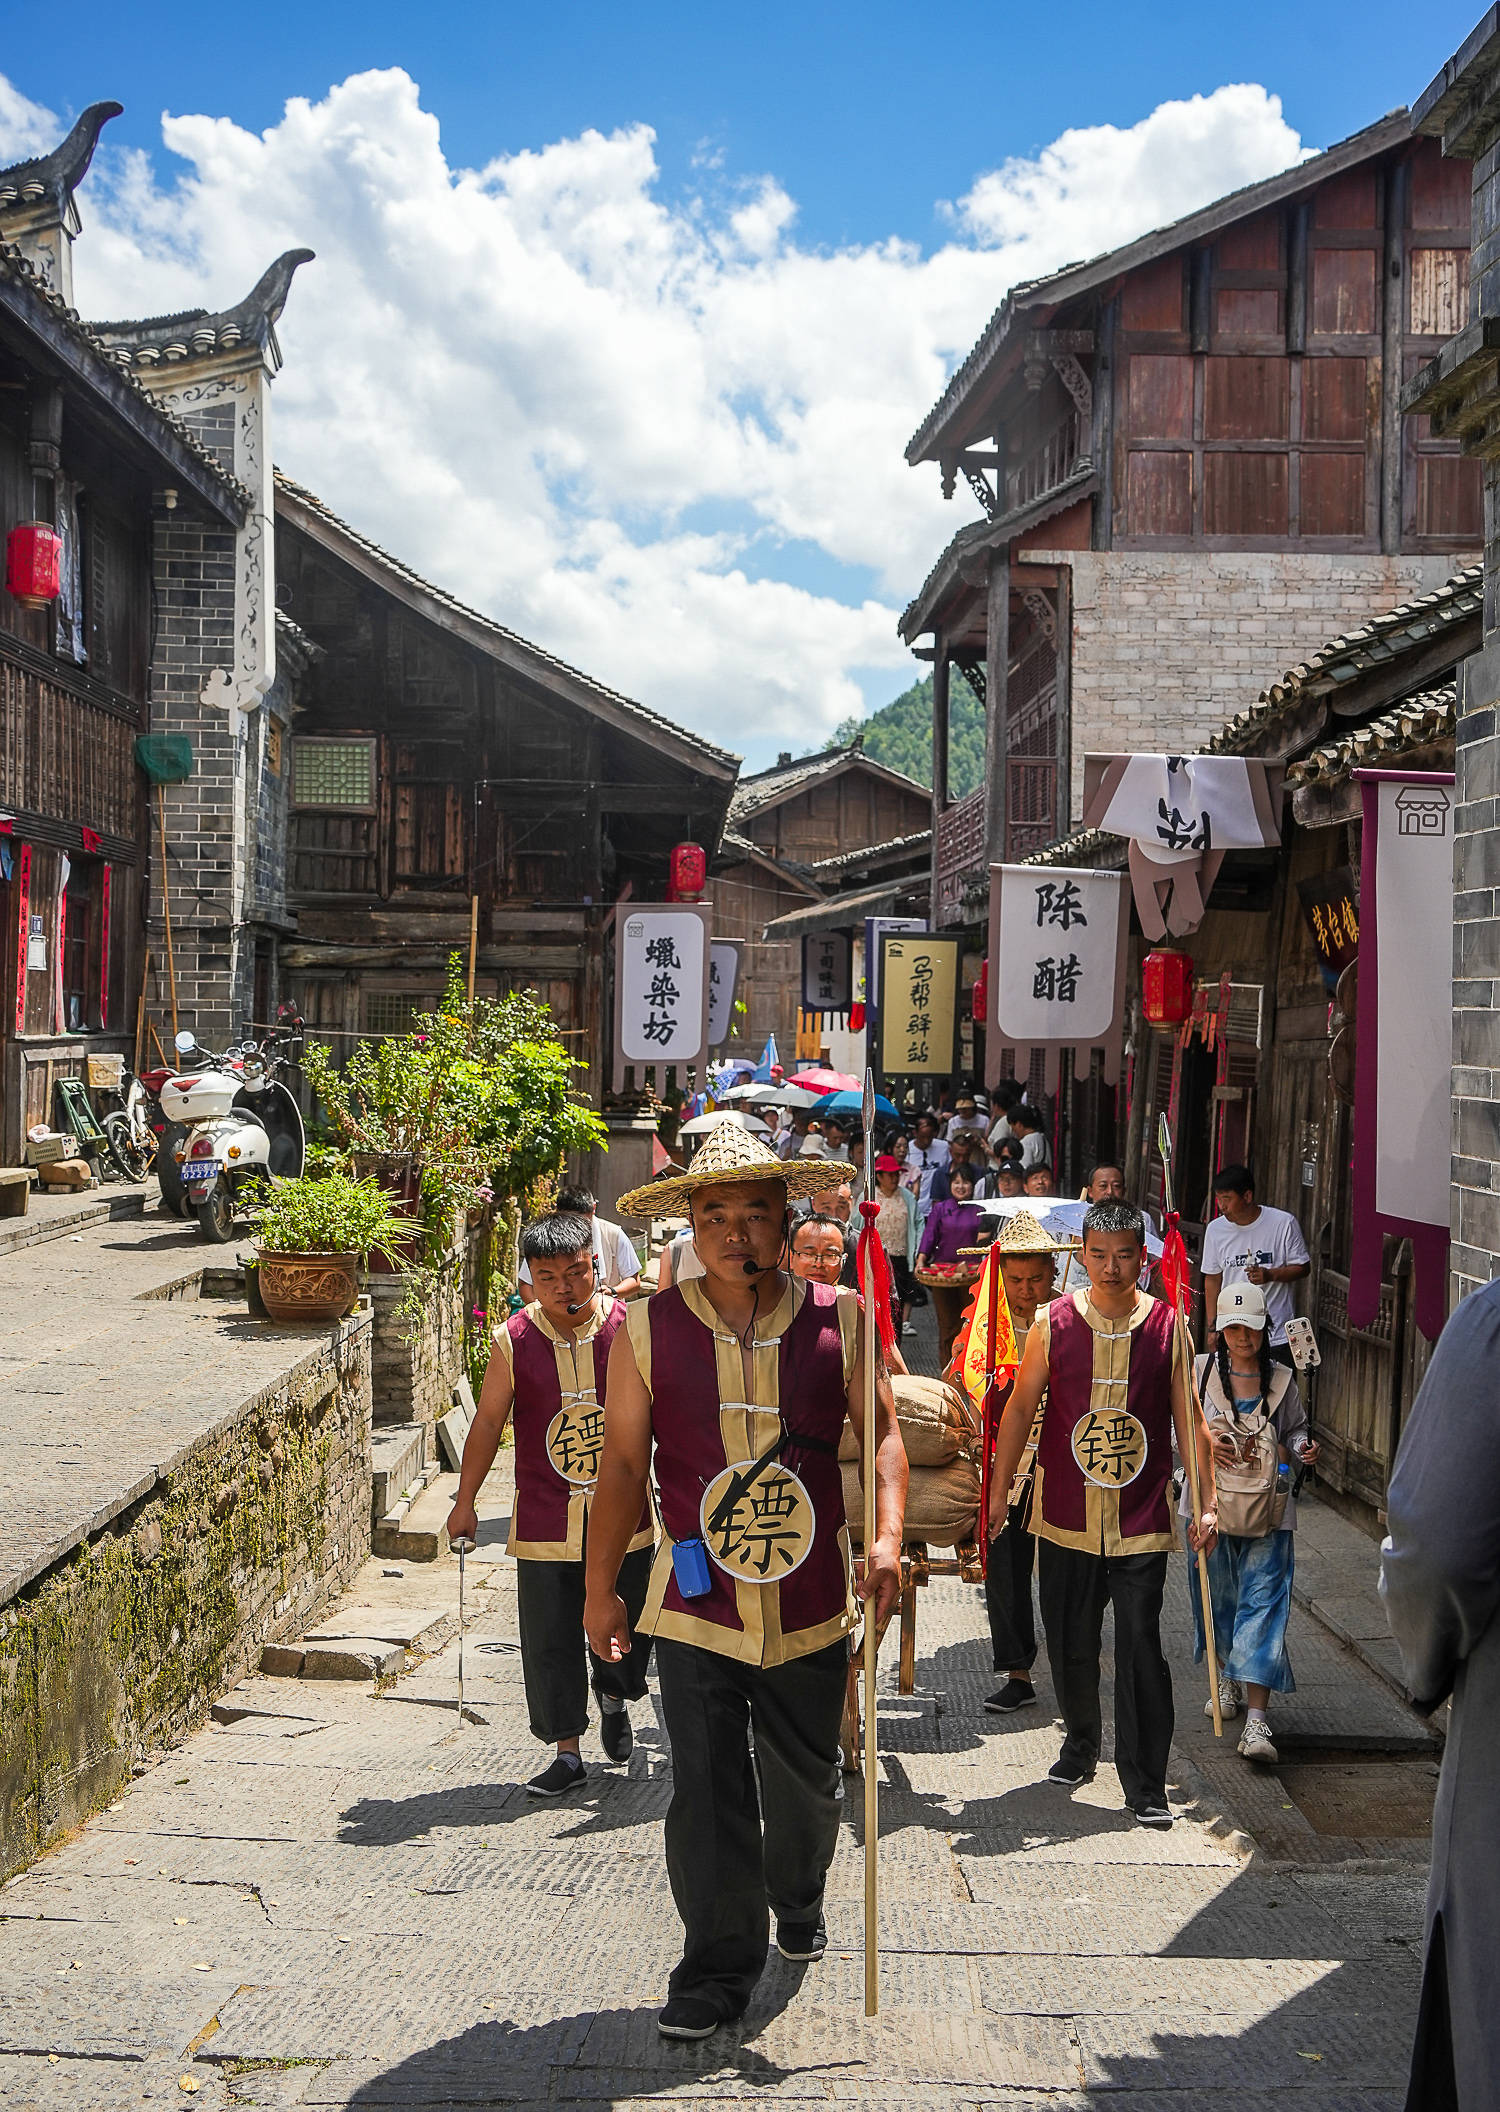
{"left": 672, "top": 1536, "right": 712, "bottom": 1598}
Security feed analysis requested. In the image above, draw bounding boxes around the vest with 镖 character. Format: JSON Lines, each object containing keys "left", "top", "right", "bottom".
{"left": 628, "top": 1275, "right": 858, "bottom": 1668}
{"left": 495, "top": 1299, "right": 653, "bottom": 1561}
{"left": 1031, "top": 1289, "right": 1179, "bottom": 1556}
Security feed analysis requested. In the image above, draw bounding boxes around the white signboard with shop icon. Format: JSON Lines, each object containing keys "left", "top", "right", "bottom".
{"left": 614, "top": 904, "right": 713, "bottom": 1069}
{"left": 986, "top": 865, "right": 1129, "bottom": 1091}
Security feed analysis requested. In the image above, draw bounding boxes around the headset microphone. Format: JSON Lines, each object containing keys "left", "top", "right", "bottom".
{"left": 566, "top": 1301, "right": 588, "bottom": 1313}
{"left": 741, "top": 1258, "right": 762, "bottom": 1276}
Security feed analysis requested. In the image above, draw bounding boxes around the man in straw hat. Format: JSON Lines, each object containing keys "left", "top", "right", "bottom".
{"left": 981, "top": 1210, "right": 1066, "bottom": 1719}
{"left": 987, "top": 1199, "right": 1218, "bottom": 1829}
{"left": 584, "top": 1122, "right": 908, "bottom": 2040}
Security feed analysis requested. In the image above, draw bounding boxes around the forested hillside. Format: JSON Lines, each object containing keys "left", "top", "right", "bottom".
{"left": 832, "top": 670, "right": 983, "bottom": 796}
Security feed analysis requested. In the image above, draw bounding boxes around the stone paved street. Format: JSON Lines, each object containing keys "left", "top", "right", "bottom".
{"left": 0, "top": 1300, "right": 1438, "bottom": 2112}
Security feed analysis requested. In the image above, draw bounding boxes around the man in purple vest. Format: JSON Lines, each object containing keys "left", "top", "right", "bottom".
{"left": 989, "top": 1200, "right": 1218, "bottom": 1829}
{"left": 448, "top": 1213, "right": 654, "bottom": 1798}
{"left": 584, "top": 1124, "right": 908, "bottom": 2041}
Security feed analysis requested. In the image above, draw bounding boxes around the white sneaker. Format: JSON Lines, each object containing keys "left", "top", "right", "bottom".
{"left": 1204, "top": 1675, "right": 1242, "bottom": 1720}
{"left": 1238, "top": 1716, "right": 1278, "bottom": 1765}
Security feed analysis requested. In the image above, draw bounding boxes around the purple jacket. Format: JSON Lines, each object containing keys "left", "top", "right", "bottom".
{"left": 917, "top": 1198, "right": 985, "bottom": 1268}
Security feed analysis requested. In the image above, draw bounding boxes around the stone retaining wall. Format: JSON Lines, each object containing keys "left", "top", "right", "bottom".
{"left": 0, "top": 1312, "right": 372, "bottom": 1878}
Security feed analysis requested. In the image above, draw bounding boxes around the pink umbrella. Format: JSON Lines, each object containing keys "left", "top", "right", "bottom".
{"left": 792, "top": 1065, "right": 860, "bottom": 1095}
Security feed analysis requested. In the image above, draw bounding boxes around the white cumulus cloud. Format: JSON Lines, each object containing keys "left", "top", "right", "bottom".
{"left": 1, "top": 73, "right": 1307, "bottom": 764}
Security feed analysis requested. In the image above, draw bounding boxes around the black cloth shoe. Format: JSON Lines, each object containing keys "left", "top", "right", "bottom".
{"left": 599, "top": 1705, "right": 633, "bottom": 1764}
{"left": 1046, "top": 1752, "right": 1096, "bottom": 1788}
{"left": 526, "top": 1754, "right": 586, "bottom": 1798}
{"left": 657, "top": 1995, "right": 728, "bottom": 2039}
{"left": 1131, "top": 1799, "right": 1173, "bottom": 1830}
{"left": 984, "top": 1679, "right": 1037, "bottom": 1714}
{"left": 775, "top": 1914, "right": 827, "bottom": 1962}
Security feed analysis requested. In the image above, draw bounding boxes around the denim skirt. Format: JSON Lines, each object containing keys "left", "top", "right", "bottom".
{"left": 1184, "top": 1524, "right": 1296, "bottom": 1693}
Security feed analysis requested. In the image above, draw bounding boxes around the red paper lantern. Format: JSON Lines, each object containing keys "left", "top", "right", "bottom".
{"left": 5, "top": 523, "right": 63, "bottom": 609}
{"left": 667, "top": 841, "right": 707, "bottom": 901}
{"left": 1142, "top": 947, "right": 1195, "bottom": 1027}
{"left": 971, "top": 957, "right": 989, "bottom": 1023}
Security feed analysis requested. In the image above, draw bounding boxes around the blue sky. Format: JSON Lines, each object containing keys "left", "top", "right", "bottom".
{"left": 1, "top": 3, "right": 1483, "bottom": 764}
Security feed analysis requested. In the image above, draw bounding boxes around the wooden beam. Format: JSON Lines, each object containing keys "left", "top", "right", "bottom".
{"left": 1190, "top": 247, "right": 1213, "bottom": 355}
{"left": 1053, "top": 569, "right": 1073, "bottom": 840}
{"left": 1094, "top": 296, "right": 1117, "bottom": 549}
{"left": 1287, "top": 201, "right": 1309, "bottom": 357}
{"left": 983, "top": 553, "right": 1010, "bottom": 869}
{"left": 1380, "top": 158, "right": 1409, "bottom": 556}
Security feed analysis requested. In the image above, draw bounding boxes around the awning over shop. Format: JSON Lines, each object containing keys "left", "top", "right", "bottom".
{"left": 762, "top": 877, "right": 922, "bottom": 941}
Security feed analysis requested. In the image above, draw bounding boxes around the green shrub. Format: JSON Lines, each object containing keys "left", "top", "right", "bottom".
{"left": 256, "top": 1173, "right": 415, "bottom": 1265}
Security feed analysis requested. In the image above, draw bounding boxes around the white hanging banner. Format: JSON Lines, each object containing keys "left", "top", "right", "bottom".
{"left": 707, "top": 939, "right": 742, "bottom": 1048}
{"left": 1350, "top": 771, "right": 1452, "bottom": 1343}
{"left": 986, "top": 864, "right": 1129, "bottom": 1092}
{"left": 801, "top": 931, "right": 852, "bottom": 1013}
{"left": 614, "top": 904, "right": 712, "bottom": 1069}
{"left": 1082, "top": 753, "right": 1282, "bottom": 939}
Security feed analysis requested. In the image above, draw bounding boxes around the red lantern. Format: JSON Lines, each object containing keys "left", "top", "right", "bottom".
{"left": 667, "top": 841, "right": 706, "bottom": 901}
{"left": 5, "top": 523, "right": 63, "bottom": 609}
{"left": 971, "top": 957, "right": 989, "bottom": 1023}
{"left": 1142, "top": 947, "right": 1194, "bottom": 1027}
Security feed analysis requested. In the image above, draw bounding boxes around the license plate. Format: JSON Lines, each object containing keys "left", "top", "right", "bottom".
{"left": 182, "top": 1161, "right": 221, "bottom": 1185}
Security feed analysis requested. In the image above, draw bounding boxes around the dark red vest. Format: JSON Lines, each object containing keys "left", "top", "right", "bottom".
{"left": 1035, "top": 1291, "right": 1176, "bottom": 1547}
{"left": 509, "top": 1301, "right": 647, "bottom": 1555}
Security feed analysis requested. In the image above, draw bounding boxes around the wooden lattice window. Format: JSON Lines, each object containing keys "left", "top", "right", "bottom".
{"left": 363, "top": 990, "right": 433, "bottom": 1037}
{"left": 292, "top": 737, "right": 377, "bottom": 812}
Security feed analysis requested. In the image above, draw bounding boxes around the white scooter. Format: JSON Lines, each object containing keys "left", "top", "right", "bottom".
{"left": 161, "top": 1030, "right": 306, "bottom": 1243}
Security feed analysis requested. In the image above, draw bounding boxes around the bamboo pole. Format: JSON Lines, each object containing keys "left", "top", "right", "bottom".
{"left": 156, "top": 788, "right": 179, "bottom": 1040}
{"left": 1158, "top": 1115, "right": 1222, "bottom": 1738}
{"left": 860, "top": 1067, "right": 879, "bottom": 2015}
{"left": 467, "top": 893, "right": 480, "bottom": 1010}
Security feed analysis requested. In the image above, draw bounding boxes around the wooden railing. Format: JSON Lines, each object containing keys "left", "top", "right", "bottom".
{"left": 934, "top": 786, "right": 986, "bottom": 928}
{"left": 1005, "top": 411, "right": 1085, "bottom": 517}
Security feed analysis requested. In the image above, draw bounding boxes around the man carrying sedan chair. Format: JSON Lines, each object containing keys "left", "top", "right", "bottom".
{"left": 583, "top": 1122, "right": 908, "bottom": 2041}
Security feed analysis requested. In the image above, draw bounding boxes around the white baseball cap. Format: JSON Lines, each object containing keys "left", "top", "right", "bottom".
{"left": 1216, "top": 1283, "right": 1268, "bottom": 1331}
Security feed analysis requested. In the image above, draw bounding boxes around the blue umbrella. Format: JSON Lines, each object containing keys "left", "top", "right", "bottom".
{"left": 812, "top": 1089, "right": 900, "bottom": 1124}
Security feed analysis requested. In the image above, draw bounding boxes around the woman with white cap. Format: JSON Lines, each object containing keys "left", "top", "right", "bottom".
{"left": 1188, "top": 1281, "right": 1318, "bottom": 1764}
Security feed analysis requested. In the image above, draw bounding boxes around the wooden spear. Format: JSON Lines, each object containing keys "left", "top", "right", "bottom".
{"left": 859, "top": 1064, "right": 880, "bottom": 2015}
{"left": 1157, "top": 1114, "right": 1222, "bottom": 1739}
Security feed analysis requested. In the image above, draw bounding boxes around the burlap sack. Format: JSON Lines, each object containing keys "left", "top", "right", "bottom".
{"left": 843, "top": 1454, "right": 981, "bottom": 1549}
{"left": 837, "top": 1372, "right": 976, "bottom": 1465}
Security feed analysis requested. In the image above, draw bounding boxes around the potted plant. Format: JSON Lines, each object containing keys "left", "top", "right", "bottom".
{"left": 255, "top": 1172, "right": 415, "bottom": 1324}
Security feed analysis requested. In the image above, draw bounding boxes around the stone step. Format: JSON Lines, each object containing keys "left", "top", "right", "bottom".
{"left": 303, "top": 1605, "right": 456, "bottom": 1653}
{"left": 370, "top": 1425, "right": 430, "bottom": 1526}
{"left": 372, "top": 1470, "right": 461, "bottom": 1562}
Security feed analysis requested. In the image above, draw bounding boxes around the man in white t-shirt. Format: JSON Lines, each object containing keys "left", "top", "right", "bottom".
{"left": 519, "top": 1185, "right": 642, "bottom": 1299}
{"left": 903, "top": 1111, "right": 950, "bottom": 1221}
{"left": 1199, "top": 1163, "right": 1310, "bottom": 1363}
{"left": 1008, "top": 1104, "right": 1052, "bottom": 1175}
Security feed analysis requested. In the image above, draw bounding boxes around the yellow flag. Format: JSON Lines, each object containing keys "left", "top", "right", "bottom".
{"left": 954, "top": 1247, "right": 1018, "bottom": 1408}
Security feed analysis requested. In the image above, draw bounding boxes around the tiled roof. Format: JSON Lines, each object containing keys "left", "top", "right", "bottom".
{"left": 0, "top": 102, "right": 120, "bottom": 217}
{"left": 898, "top": 464, "right": 1097, "bottom": 640}
{"left": 94, "top": 252, "right": 315, "bottom": 374}
{"left": 1285, "top": 686, "right": 1456, "bottom": 790}
{"left": 1208, "top": 565, "right": 1482, "bottom": 754}
{"left": 275, "top": 471, "right": 738, "bottom": 777}
{"left": 1019, "top": 827, "right": 1122, "bottom": 870}
{"left": 728, "top": 741, "right": 925, "bottom": 822}
{"left": 0, "top": 240, "right": 250, "bottom": 512}
{"left": 906, "top": 112, "right": 1410, "bottom": 464}
{"left": 808, "top": 828, "right": 931, "bottom": 876}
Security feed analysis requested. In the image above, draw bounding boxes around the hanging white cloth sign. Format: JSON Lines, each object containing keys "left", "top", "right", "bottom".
{"left": 986, "top": 865, "right": 1129, "bottom": 1091}
{"left": 614, "top": 905, "right": 712, "bottom": 1068}
{"left": 1082, "top": 754, "right": 1283, "bottom": 939}
{"left": 707, "top": 940, "right": 742, "bottom": 1047}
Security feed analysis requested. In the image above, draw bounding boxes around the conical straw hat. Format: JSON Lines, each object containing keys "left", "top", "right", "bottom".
{"left": 618, "top": 1118, "right": 852, "bottom": 1222}
{"left": 993, "top": 1207, "right": 1069, "bottom": 1254}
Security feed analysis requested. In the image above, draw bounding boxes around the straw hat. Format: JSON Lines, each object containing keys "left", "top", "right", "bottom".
{"left": 618, "top": 1119, "right": 852, "bottom": 1221}
{"left": 992, "top": 1208, "right": 1069, "bottom": 1255}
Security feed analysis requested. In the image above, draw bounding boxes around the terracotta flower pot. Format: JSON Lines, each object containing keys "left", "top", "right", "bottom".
{"left": 256, "top": 1248, "right": 360, "bottom": 1323}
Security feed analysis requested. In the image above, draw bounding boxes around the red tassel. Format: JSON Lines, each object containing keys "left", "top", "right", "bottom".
{"left": 856, "top": 1200, "right": 897, "bottom": 1364}
{"left": 1161, "top": 1210, "right": 1191, "bottom": 1320}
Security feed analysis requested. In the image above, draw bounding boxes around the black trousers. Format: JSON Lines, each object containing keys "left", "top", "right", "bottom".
{"left": 654, "top": 1635, "right": 849, "bottom": 2019}
{"left": 514, "top": 1538, "right": 653, "bottom": 1745}
{"left": 1037, "top": 1540, "right": 1173, "bottom": 1807}
{"left": 985, "top": 1517, "right": 1038, "bottom": 1674}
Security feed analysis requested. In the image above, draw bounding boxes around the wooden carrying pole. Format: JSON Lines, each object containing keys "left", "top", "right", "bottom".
{"left": 156, "top": 787, "right": 179, "bottom": 1040}
{"left": 1157, "top": 1116, "right": 1222, "bottom": 1738}
{"left": 134, "top": 950, "right": 151, "bottom": 1077}
{"left": 859, "top": 1068, "right": 879, "bottom": 2015}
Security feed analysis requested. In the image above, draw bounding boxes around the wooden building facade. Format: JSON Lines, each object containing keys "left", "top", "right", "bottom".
{"left": 0, "top": 109, "right": 247, "bottom": 1161}
{"left": 711, "top": 743, "right": 931, "bottom": 1054}
{"left": 900, "top": 114, "right": 1481, "bottom": 963}
{"left": 272, "top": 476, "right": 737, "bottom": 1085}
